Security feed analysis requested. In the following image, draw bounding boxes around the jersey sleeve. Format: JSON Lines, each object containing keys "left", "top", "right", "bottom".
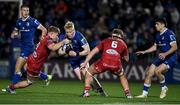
{"left": 121, "top": 43, "right": 128, "bottom": 57}
{"left": 31, "top": 18, "right": 41, "bottom": 28}
{"left": 167, "top": 33, "right": 176, "bottom": 45}
{"left": 78, "top": 33, "right": 88, "bottom": 46}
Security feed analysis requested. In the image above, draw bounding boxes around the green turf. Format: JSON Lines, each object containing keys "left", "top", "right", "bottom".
{"left": 0, "top": 80, "right": 180, "bottom": 104}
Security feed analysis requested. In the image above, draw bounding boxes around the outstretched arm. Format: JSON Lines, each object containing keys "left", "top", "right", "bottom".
{"left": 81, "top": 47, "right": 99, "bottom": 69}
{"left": 136, "top": 43, "right": 157, "bottom": 55}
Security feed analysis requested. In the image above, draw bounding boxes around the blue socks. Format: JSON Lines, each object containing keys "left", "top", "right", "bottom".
{"left": 12, "top": 72, "right": 22, "bottom": 84}
{"left": 142, "top": 83, "right": 151, "bottom": 95}
{"left": 39, "top": 72, "right": 48, "bottom": 80}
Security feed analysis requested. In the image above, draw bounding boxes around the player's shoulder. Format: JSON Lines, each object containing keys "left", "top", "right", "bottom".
{"left": 75, "top": 31, "right": 84, "bottom": 37}
{"left": 27, "top": 16, "right": 36, "bottom": 21}
{"left": 166, "top": 29, "right": 175, "bottom": 35}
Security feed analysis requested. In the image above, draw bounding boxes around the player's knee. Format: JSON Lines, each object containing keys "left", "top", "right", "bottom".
{"left": 155, "top": 70, "right": 161, "bottom": 76}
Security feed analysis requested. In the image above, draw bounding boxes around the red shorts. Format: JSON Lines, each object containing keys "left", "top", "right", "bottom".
{"left": 93, "top": 59, "right": 123, "bottom": 75}
{"left": 27, "top": 57, "right": 42, "bottom": 77}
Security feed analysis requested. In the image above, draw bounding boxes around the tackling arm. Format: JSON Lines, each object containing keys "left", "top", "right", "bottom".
{"left": 83, "top": 47, "right": 99, "bottom": 65}
{"left": 48, "top": 39, "right": 69, "bottom": 51}
{"left": 38, "top": 24, "right": 47, "bottom": 38}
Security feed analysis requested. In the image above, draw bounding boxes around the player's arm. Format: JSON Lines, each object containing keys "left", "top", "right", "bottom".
{"left": 82, "top": 47, "right": 100, "bottom": 68}
{"left": 159, "top": 41, "right": 177, "bottom": 60}
{"left": 136, "top": 43, "right": 157, "bottom": 55}
{"left": 38, "top": 24, "right": 47, "bottom": 39}
{"left": 48, "top": 39, "right": 69, "bottom": 51}
{"left": 79, "top": 44, "right": 90, "bottom": 56}
{"left": 11, "top": 29, "right": 18, "bottom": 38}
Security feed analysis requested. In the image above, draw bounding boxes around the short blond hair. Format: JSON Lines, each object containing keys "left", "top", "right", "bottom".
{"left": 64, "top": 21, "right": 75, "bottom": 30}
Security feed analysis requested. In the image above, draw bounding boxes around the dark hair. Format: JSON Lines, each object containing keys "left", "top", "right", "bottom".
{"left": 155, "top": 17, "right": 167, "bottom": 27}
{"left": 48, "top": 26, "right": 60, "bottom": 34}
{"left": 20, "top": 5, "right": 29, "bottom": 9}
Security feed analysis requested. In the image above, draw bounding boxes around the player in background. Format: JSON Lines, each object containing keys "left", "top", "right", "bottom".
{"left": 59, "top": 21, "right": 107, "bottom": 96}
{"left": 10, "top": 5, "right": 47, "bottom": 86}
{"left": 5, "top": 26, "right": 70, "bottom": 94}
{"left": 80, "top": 28, "right": 133, "bottom": 98}
{"left": 135, "top": 18, "right": 177, "bottom": 98}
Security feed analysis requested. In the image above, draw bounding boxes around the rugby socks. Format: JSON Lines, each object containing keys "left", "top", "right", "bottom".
{"left": 39, "top": 72, "right": 48, "bottom": 81}
{"left": 84, "top": 86, "right": 91, "bottom": 93}
{"left": 160, "top": 78, "right": 167, "bottom": 90}
{"left": 9, "top": 84, "right": 15, "bottom": 90}
{"left": 124, "top": 89, "right": 130, "bottom": 96}
{"left": 12, "top": 72, "right": 22, "bottom": 84}
{"left": 142, "top": 83, "right": 151, "bottom": 95}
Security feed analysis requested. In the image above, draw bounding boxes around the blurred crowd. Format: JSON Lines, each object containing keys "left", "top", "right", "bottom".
{"left": 0, "top": 0, "right": 180, "bottom": 63}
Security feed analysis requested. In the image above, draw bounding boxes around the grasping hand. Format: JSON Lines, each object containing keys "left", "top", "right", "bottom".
{"left": 136, "top": 51, "right": 146, "bottom": 55}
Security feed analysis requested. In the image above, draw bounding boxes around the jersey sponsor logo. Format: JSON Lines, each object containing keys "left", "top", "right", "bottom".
{"left": 19, "top": 29, "right": 30, "bottom": 32}
{"left": 106, "top": 49, "right": 119, "bottom": 55}
{"left": 157, "top": 42, "right": 166, "bottom": 46}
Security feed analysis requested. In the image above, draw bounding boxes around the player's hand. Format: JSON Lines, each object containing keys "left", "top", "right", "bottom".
{"left": 11, "top": 31, "right": 18, "bottom": 38}
{"left": 68, "top": 50, "right": 77, "bottom": 57}
{"left": 80, "top": 62, "right": 87, "bottom": 71}
{"left": 159, "top": 53, "right": 166, "bottom": 60}
{"left": 136, "top": 51, "right": 146, "bottom": 55}
{"left": 63, "top": 39, "right": 71, "bottom": 44}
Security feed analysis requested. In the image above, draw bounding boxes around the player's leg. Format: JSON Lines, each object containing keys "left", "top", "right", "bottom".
{"left": 39, "top": 71, "right": 52, "bottom": 86}
{"left": 82, "top": 64, "right": 98, "bottom": 97}
{"left": 136, "top": 64, "right": 157, "bottom": 98}
{"left": 5, "top": 75, "right": 33, "bottom": 94}
{"left": 155, "top": 63, "right": 168, "bottom": 98}
{"left": 81, "top": 62, "right": 107, "bottom": 96}
{"left": 74, "top": 67, "right": 82, "bottom": 80}
{"left": 11, "top": 57, "right": 26, "bottom": 84}
{"left": 118, "top": 70, "right": 133, "bottom": 98}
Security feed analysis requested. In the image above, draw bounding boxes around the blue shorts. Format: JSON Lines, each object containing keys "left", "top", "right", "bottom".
{"left": 20, "top": 47, "right": 34, "bottom": 59}
{"left": 69, "top": 57, "right": 86, "bottom": 70}
{"left": 152, "top": 55, "right": 177, "bottom": 70}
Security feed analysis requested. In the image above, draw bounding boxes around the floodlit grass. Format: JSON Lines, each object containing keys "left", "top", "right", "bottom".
{"left": 0, "top": 80, "right": 180, "bottom": 104}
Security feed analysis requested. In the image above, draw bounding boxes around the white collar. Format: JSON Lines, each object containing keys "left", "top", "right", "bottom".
{"left": 160, "top": 28, "right": 167, "bottom": 35}
{"left": 22, "top": 16, "right": 29, "bottom": 21}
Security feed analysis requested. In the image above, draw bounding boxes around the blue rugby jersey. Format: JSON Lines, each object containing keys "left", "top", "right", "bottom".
{"left": 15, "top": 16, "right": 40, "bottom": 49}
{"left": 155, "top": 28, "right": 177, "bottom": 58}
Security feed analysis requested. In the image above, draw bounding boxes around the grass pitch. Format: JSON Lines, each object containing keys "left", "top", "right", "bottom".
{"left": 0, "top": 80, "right": 180, "bottom": 104}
